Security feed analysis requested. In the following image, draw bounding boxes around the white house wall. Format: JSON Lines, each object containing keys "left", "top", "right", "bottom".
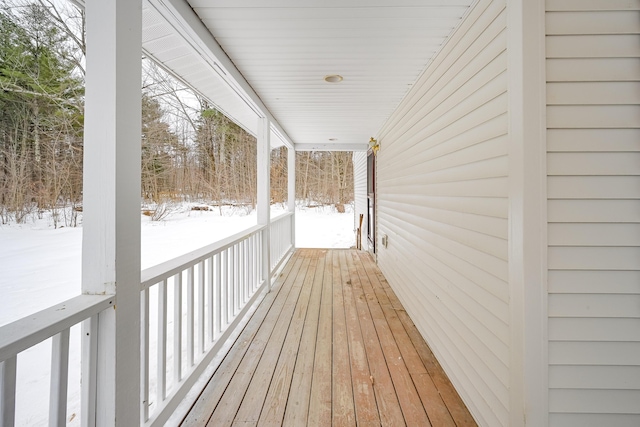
{"left": 545, "top": 1, "right": 640, "bottom": 425}
{"left": 375, "top": 0, "right": 509, "bottom": 425}
{"left": 353, "top": 152, "right": 368, "bottom": 251}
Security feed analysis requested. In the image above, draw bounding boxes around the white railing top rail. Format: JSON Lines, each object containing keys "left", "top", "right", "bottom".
{"left": 270, "top": 211, "right": 293, "bottom": 223}
{"left": 0, "top": 294, "right": 114, "bottom": 362}
{"left": 141, "top": 223, "right": 266, "bottom": 290}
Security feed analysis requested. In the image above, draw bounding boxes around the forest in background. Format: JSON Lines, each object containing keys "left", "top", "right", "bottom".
{"left": 0, "top": 0, "right": 353, "bottom": 227}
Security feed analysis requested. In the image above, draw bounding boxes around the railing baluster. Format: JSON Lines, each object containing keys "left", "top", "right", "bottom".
{"left": 241, "top": 240, "right": 246, "bottom": 305}
{"left": 258, "top": 231, "right": 263, "bottom": 285}
{"left": 238, "top": 241, "right": 243, "bottom": 306}
{"left": 141, "top": 287, "right": 149, "bottom": 423}
{"left": 173, "top": 272, "right": 182, "bottom": 384}
{"left": 273, "top": 221, "right": 277, "bottom": 268}
{"left": 1, "top": 356, "right": 17, "bottom": 427}
{"left": 222, "top": 249, "right": 228, "bottom": 327}
{"left": 207, "top": 257, "right": 214, "bottom": 344}
{"left": 227, "top": 247, "right": 233, "bottom": 322}
{"left": 254, "top": 234, "right": 258, "bottom": 289}
{"left": 198, "top": 261, "right": 205, "bottom": 355}
{"left": 49, "top": 329, "right": 70, "bottom": 427}
{"left": 247, "top": 236, "right": 254, "bottom": 294}
{"left": 242, "top": 239, "right": 252, "bottom": 307}
{"left": 274, "top": 222, "right": 278, "bottom": 268}
{"left": 240, "top": 241, "right": 244, "bottom": 306}
{"left": 245, "top": 239, "right": 249, "bottom": 301}
{"left": 157, "top": 279, "right": 167, "bottom": 403}
{"left": 187, "top": 266, "right": 195, "bottom": 367}
{"left": 253, "top": 235, "right": 260, "bottom": 291}
{"left": 81, "top": 314, "right": 98, "bottom": 427}
{"left": 239, "top": 242, "right": 243, "bottom": 307}
{"left": 255, "top": 233, "right": 259, "bottom": 291}
{"left": 234, "top": 244, "right": 239, "bottom": 314}
{"left": 215, "top": 253, "right": 222, "bottom": 338}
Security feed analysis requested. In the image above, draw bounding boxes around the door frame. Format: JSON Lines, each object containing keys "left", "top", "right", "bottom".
{"left": 367, "top": 150, "right": 375, "bottom": 254}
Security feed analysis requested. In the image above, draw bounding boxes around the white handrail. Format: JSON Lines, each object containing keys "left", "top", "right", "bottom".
{"left": 0, "top": 295, "right": 114, "bottom": 362}
{"left": 0, "top": 294, "right": 114, "bottom": 427}
{"left": 141, "top": 224, "right": 266, "bottom": 290}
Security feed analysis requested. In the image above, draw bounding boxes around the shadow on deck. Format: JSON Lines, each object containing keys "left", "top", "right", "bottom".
{"left": 182, "top": 249, "right": 476, "bottom": 426}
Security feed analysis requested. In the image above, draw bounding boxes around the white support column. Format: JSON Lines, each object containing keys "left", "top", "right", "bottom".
{"left": 287, "top": 146, "right": 296, "bottom": 248}
{"left": 507, "top": 0, "right": 548, "bottom": 426}
{"left": 82, "top": 0, "right": 142, "bottom": 425}
{"left": 257, "top": 118, "right": 271, "bottom": 290}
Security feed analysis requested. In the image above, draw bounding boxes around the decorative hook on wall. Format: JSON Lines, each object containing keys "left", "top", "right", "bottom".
{"left": 369, "top": 137, "right": 380, "bottom": 155}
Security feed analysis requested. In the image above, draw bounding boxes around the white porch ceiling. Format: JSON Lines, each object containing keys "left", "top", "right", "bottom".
{"left": 142, "top": 0, "right": 475, "bottom": 150}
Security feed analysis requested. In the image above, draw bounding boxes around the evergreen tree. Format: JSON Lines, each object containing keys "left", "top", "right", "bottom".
{"left": 0, "top": 1, "right": 83, "bottom": 223}
{"left": 141, "top": 93, "right": 179, "bottom": 203}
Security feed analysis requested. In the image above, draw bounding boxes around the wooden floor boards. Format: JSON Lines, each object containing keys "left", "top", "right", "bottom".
{"left": 182, "top": 249, "right": 476, "bottom": 427}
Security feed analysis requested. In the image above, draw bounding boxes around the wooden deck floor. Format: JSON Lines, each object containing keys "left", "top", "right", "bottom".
{"left": 182, "top": 249, "right": 476, "bottom": 426}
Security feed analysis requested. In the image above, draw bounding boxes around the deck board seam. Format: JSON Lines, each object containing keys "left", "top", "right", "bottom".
{"left": 232, "top": 256, "right": 313, "bottom": 425}
{"left": 181, "top": 250, "right": 301, "bottom": 426}
{"left": 350, "top": 250, "right": 408, "bottom": 427}
{"left": 280, "top": 249, "right": 325, "bottom": 426}
{"left": 362, "top": 251, "right": 471, "bottom": 426}
{"left": 182, "top": 249, "right": 476, "bottom": 427}
{"left": 205, "top": 255, "right": 306, "bottom": 426}
{"left": 258, "top": 251, "right": 320, "bottom": 425}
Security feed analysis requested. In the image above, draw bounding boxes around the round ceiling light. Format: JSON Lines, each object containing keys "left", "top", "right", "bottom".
{"left": 324, "top": 74, "right": 343, "bottom": 83}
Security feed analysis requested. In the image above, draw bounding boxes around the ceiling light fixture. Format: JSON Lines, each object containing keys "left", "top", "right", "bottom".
{"left": 324, "top": 75, "right": 343, "bottom": 83}
{"left": 329, "top": 138, "right": 338, "bottom": 141}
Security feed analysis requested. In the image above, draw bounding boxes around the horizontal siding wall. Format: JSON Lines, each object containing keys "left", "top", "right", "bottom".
{"left": 376, "top": 0, "right": 508, "bottom": 425}
{"left": 546, "top": 1, "right": 640, "bottom": 426}
{"left": 353, "top": 151, "right": 368, "bottom": 250}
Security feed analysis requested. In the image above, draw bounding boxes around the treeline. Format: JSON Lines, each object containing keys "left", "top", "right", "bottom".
{"left": 0, "top": 0, "right": 353, "bottom": 226}
{"left": 0, "top": 1, "right": 84, "bottom": 225}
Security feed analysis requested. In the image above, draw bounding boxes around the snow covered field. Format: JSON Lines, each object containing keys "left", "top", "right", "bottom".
{"left": 0, "top": 203, "right": 354, "bottom": 426}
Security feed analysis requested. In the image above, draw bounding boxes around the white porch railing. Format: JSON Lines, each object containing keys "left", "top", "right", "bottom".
{"left": 139, "top": 224, "right": 267, "bottom": 427}
{"left": 0, "top": 214, "right": 294, "bottom": 427}
{"left": 269, "top": 212, "right": 294, "bottom": 274}
{"left": 0, "top": 295, "right": 114, "bottom": 427}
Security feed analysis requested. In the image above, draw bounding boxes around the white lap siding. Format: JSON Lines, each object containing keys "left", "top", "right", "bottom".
{"left": 546, "top": 1, "right": 640, "bottom": 426}
{"left": 376, "top": 0, "right": 509, "bottom": 425}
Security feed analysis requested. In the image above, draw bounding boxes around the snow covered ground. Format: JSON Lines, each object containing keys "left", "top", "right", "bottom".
{"left": 0, "top": 203, "right": 354, "bottom": 426}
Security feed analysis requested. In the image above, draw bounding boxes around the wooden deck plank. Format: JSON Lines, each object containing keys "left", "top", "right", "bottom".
{"left": 338, "top": 250, "right": 381, "bottom": 426}
{"left": 356, "top": 251, "right": 456, "bottom": 426}
{"left": 204, "top": 256, "right": 307, "bottom": 427}
{"left": 332, "top": 251, "right": 357, "bottom": 427}
{"left": 350, "top": 251, "right": 431, "bottom": 427}
{"left": 182, "top": 251, "right": 301, "bottom": 426}
{"left": 306, "top": 250, "right": 333, "bottom": 426}
{"left": 344, "top": 250, "right": 405, "bottom": 427}
{"left": 369, "top": 260, "right": 477, "bottom": 427}
{"left": 183, "top": 249, "right": 476, "bottom": 427}
{"left": 230, "top": 256, "right": 312, "bottom": 425}
{"left": 281, "top": 250, "right": 325, "bottom": 426}
{"left": 257, "top": 253, "right": 319, "bottom": 426}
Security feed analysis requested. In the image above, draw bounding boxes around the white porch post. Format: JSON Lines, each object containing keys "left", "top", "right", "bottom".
{"left": 507, "top": 0, "right": 547, "bottom": 426}
{"left": 82, "top": 0, "right": 142, "bottom": 425}
{"left": 287, "top": 146, "right": 296, "bottom": 248}
{"left": 257, "top": 118, "right": 271, "bottom": 290}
